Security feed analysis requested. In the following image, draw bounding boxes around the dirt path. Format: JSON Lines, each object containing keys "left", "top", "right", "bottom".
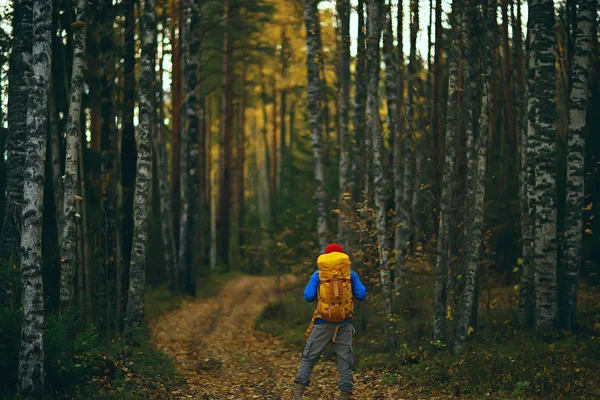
{"left": 150, "top": 275, "right": 437, "bottom": 399}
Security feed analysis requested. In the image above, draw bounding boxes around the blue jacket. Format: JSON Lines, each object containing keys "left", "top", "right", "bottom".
{"left": 304, "top": 270, "right": 367, "bottom": 325}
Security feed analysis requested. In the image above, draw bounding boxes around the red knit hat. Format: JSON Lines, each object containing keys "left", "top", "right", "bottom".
{"left": 325, "top": 243, "right": 344, "bottom": 254}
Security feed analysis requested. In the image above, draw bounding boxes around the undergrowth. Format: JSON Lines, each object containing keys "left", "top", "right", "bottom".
{"left": 1, "top": 271, "right": 239, "bottom": 399}
{"left": 255, "top": 266, "right": 600, "bottom": 399}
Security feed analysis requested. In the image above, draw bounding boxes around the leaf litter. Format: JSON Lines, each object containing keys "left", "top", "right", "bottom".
{"left": 150, "top": 275, "right": 449, "bottom": 399}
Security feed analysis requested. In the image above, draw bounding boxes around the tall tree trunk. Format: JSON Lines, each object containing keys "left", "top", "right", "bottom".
{"left": 561, "top": 0, "right": 594, "bottom": 331}
{"left": 434, "top": 0, "right": 461, "bottom": 344}
{"left": 18, "top": 0, "right": 51, "bottom": 393}
{"left": 520, "top": 14, "right": 537, "bottom": 329}
{"left": 515, "top": 0, "right": 535, "bottom": 329}
{"left": 366, "top": 0, "right": 395, "bottom": 351}
{"left": 304, "top": 0, "right": 328, "bottom": 251}
{"left": 530, "top": 0, "right": 558, "bottom": 334}
{"left": 48, "top": 79, "right": 63, "bottom": 241}
{"left": 154, "top": 77, "right": 177, "bottom": 291}
{"left": 121, "top": 0, "right": 137, "bottom": 273}
{"left": 403, "top": 0, "right": 419, "bottom": 249}
{"left": 0, "top": 0, "right": 31, "bottom": 279}
{"left": 78, "top": 124, "right": 92, "bottom": 322}
{"left": 271, "top": 79, "right": 278, "bottom": 214}
{"left": 218, "top": 0, "right": 234, "bottom": 266}
{"left": 237, "top": 64, "right": 248, "bottom": 255}
{"left": 351, "top": 0, "right": 366, "bottom": 204}
{"left": 59, "top": 0, "right": 87, "bottom": 312}
{"left": 170, "top": 0, "right": 181, "bottom": 257}
{"left": 125, "top": 0, "right": 155, "bottom": 337}
{"left": 432, "top": 0, "right": 444, "bottom": 232}
{"left": 180, "top": 0, "right": 200, "bottom": 296}
{"left": 453, "top": 0, "right": 492, "bottom": 355}
{"left": 99, "top": 0, "right": 119, "bottom": 337}
{"left": 383, "top": 3, "right": 407, "bottom": 289}
{"left": 260, "top": 70, "right": 272, "bottom": 227}
{"left": 337, "top": 0, "right": 350, "bottom": 249}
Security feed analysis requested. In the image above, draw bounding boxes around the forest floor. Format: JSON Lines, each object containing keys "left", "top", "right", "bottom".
{"left": 150, "top": 275, "right": 449, "bottom": 400}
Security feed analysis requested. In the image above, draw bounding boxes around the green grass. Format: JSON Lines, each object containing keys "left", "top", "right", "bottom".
{"left": 254, "top": 266, "right": 600, "bottom": 399}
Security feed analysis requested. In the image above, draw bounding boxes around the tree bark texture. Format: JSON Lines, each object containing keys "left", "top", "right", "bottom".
{"left": 530, "top": 0, "right": 558, "bottom": 333}
{"left": 337, "top": 0, "right": 350, "bottom": 249}
{"left": 99, "top": 0, "right": 119, "bottom": 335}
{"left": 180, "top": 0, "right": 200, "bottom": 295}
{"left": 351, "top": 0, "right": 366, "bottom": 204}
{"left": 0, "top": 0, "right": 31, "bottom": 271}
{"left": 561, "top": 0, "right": 593, "bottom": 331}
{"left": 383, "top": 4, "right": 407, "bottom": 289}
{"left": 304, "top": 0, "right": 328, "bottom": 252}
{"left": 126, "top": 0, "right": 155, "bottom": 336}
{"left": 433, "top": 0, "right": 460, "bottom": 345}
{"left": 366, "top": 0, "right": 395, "bottom": 351}
{"left": 59, "top": 0, "right": 87, "bottom": 312}
{"left": 453, "top": 0, "right": 492, "bottom": 355}
{"left": 18, "top": 0, "right": 52, "bottom": 393}
{"left": 121, "top": 0, "right": 137, "bottom": 272}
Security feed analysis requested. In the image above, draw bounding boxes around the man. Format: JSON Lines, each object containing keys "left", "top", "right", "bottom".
{"left": 293, "top": 243, "right": 367, "bottom": 400}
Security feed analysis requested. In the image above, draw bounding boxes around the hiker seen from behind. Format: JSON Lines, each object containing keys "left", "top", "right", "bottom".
{"left": 293, "top": 243, "right": 367, "bottom": 400}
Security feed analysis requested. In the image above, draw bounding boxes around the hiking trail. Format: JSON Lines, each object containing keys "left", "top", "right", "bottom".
{"left": 150, "top": 275, "right": 441, "bottom": 399}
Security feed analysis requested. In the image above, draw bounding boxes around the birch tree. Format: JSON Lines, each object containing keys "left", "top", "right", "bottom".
{"left": 304, "top": 0, "right": 327, "bottom": 252}
{"left": 366, "top": 0, "right": 395, "bottom": 351}
{"left": 433, "top": 0, "right": 460, "bottom": 344}
{"left": 18, "top": 0, "right": 52, "bottom": 392}
{"left": 125, "top": 0, "right": 155, "bottom": 336}
{"left": 530, "top": 0, "right": 558, "bottom": 333}
{"left": 59, "top": 0, "right": 87, "bottom": 312}
{"left": 337, "top": 0, "right": 350, "bottom": 249}
{"left": 453, "top": 0, "right": 493, "bottom": 354}
{"left": 0, "top": 0, "right": 31, "bottom": 273}
{"left": 561, "top": 0, "right": 594, "bottom": 331}
{"left": 518, "top": 0, "right": 536, "bottom": 329}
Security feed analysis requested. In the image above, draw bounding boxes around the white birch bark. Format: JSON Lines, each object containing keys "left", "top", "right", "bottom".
{"left": 453, "top": 0, "right": 493, "bottom": 355}
{"left": 561, "top": 0, "right": 593, "bottom": 331}
{"left": 0, "top": 0, "right": 31, "bottom": 270}
{"left": 18, "top": 0, "right": 52, "bottom": 393}
{"left": 304, "top": 0, "right": 328, "bottom": 252}
{"left": 433, "top": 0, "right": 460, "bottom": 344}
{"left": 125, "top": 0, "right": 155, "bottom": 335}
{"left": 59, "top": 0, "right": 87, "bottom": 312}
{"left": 519, "top": 26, "right": 537, "bottom": 328}
{"left": 530, "top": 0, "right": 558, "bottom": 333}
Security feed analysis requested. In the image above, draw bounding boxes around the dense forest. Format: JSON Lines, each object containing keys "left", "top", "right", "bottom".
{"left": 0, "top": 0, "right": 599, "bottom": 398}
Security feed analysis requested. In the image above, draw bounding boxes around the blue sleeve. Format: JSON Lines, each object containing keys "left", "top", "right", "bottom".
{"left": 350, "top": 271, "right": 367, "bottom": 300}
{"left": 304, "top": 271, "right": 320, "bottom": 302}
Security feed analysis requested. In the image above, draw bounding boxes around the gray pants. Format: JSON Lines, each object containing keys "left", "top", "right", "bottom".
{"left": 294, "top": 322, "right": 355, "bottom": 393}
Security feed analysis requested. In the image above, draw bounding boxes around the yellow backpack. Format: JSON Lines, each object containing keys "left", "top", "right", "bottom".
{"left": 315, "top": 252, "right": 354, "bottom": 322}
{"left": 304, "top": 252, "right": 354, "bottom": 341}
